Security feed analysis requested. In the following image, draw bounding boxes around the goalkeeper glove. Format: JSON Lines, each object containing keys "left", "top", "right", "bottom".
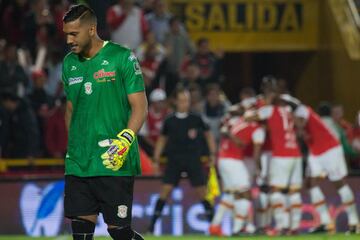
{"left": 98, "top": 129, "right": 135, "bottom": 171}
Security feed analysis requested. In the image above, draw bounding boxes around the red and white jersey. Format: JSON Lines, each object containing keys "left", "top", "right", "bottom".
{"left": 147, "top": 107, "right": 169, "bottom": 142}
{"left": 295, "top": 105, "right": 340, "bottom": 155}
{"left": 258, "top": 105, "right": 301, "bottom": 157}
{"left": 218, "top": 117, "right": 265, "bottom": 160}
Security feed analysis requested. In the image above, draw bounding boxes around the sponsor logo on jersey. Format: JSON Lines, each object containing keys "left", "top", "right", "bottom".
{"left": 101, "top": 60, "right": 109, "bottom": 65}
{"left": 68, "top": 77, "right": 83, "bottom": 86}
{"left": 71, "top": 65, "right": 77, "bottom": 71}
{"left": 117, "top": 205, "right": 128, "bottom": 218}
{"left": 93, "top": 69, "right": 116, "bottom": 82}
{"left": 84, "top": 82, "right": 93, "bottom": 95}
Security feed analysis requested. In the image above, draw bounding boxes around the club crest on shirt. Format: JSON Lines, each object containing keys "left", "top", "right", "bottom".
{"left": 84, "top": 82, "right": 92, "bottom": 95}
{"left": 188, "top": 128, "right": 198, "bottom": 139}
{"left": 117, "top": 205, "right": 128, "bottom": 218}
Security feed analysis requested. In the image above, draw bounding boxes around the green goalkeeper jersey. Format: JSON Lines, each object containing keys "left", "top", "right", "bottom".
{"left": 62, "top": 41, "right": 145, "bottom": 177}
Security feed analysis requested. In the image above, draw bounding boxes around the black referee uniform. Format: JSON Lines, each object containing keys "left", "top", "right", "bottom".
{"left": 162, "top": 112, "right": 208, "bottom": 186}
{"left": 148, "top": 111, "right": 215, "bottom": 233}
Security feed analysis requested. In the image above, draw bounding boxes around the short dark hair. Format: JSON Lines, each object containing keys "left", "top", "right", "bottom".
{"left": 63, "top": 4, "right": 97, "bottom": 24}
{"left": 240, "top": 87, "right": 256, "bottom": 97}
{"left": 317, "top": 101, "right": 332, "bottom": 117}
{"left": 197, "top": 37, "right": 208, "bottom": 47}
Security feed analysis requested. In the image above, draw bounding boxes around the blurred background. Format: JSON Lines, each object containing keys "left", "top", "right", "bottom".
{"left": 0, "top": 0, "right": 359, "bottom": 237}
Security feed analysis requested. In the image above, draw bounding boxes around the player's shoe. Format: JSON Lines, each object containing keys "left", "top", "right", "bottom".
{"left": 147, "top": 224, "right": 155, "bottom": 235}
{"left": 255, "top": 226, "right": 271, "bottom": 235}
{"left": 286, "top": 229, "right": 299, "bottom": 236}
{"left": 346, "top": 224, "right": 360, "bottom": 235}
{"left": 265, "top": 228, "right": 289, "bottom": 236}
{"left": 309, "top": 223, "right": 335, "bottom": 234}
{"left": 232, "top": 225, "right": 256, "bottom": 237}
{"left": 209, "top": 224, "right": 223, "bottom": 236}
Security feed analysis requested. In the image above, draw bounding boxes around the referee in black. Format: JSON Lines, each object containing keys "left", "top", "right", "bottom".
{"left": 148, "top": 88, "right": 217, "bottom": 233}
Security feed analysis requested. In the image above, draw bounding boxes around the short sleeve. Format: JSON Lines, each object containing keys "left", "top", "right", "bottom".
{"left": 294, "top": 105, "right": 310, "bottom": 121}
{"left": 257, "top": 105, "right": 274, "bottom": 120}
{"left": 199, "top": 116, "right": 210, "bottom": 131}
{"left": 252, "top": 127, "right": 265, "bottom": 144}
{"left": 122, "top": 50, "right": 145, "bottom": 94}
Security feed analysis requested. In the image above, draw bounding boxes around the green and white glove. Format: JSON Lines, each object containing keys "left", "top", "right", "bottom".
{"left": 98, "top": 129, "right": 135, "bottom": 171}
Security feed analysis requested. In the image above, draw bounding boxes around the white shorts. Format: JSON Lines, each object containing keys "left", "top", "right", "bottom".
{"left": 308, "top": 145, "right": 348, "bottom": 181}
{"left": 269, "top": 156, "right": 303, "bottom": 189}
{"left": 256, "top": 151, "right": 272, "bottom": 185}
{"left": 244, "top": 157, "right": 256, "bottom": 184}
{"left": 218, "top": 158, "right": 251, "bottom": 192}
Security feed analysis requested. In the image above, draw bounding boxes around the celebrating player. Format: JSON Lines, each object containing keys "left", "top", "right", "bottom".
{"left": 291, "top": 98, "right": 360, "bottom": 234}
{"left": 249, "top": 81, "right": 303, "bottom": 235}
{"left": 209, "top": 109, "right": 265, "bottom": 236}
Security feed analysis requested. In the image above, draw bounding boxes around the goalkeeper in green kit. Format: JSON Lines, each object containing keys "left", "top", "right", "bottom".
{"left": 62, "top": 4, "right": 147, "bottom": 240}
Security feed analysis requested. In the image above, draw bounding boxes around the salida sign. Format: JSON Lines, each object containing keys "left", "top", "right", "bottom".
{"left": 169, "top": 0, "right": 319, "bottom": 51}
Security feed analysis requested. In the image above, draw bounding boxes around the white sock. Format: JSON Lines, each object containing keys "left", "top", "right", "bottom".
{"left": 257, "top": 192, "right": 270, "bottom": 228}
{"left": 289, "top": 192, "right": 302, "bottom": 230}
{"left": 338, "top": 184, "right": 359, "bottom": 225}
{"left": 270, "top": 192, "right": 286, "bottom": 230}
{"left": 283, "top": 196, "right": 290, "bottom": 229}
{"left": 310, "top": 186, "right": 331, "bottom": 225}
{"left": 212, "top": 193, "right": 234, "bottom": 225}
{"left": 233, "top": 198, "right": 250, "bottom": 233}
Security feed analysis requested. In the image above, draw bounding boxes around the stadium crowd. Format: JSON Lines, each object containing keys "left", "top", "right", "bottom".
{"left": 0, "top": 0, "right": 359, "bottom": 171}
{"left": 0, "top": 0, "right": 360, "bottom": 237}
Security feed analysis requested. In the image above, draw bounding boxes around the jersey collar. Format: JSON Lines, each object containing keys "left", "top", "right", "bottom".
{"left": 175, "top": 112, "right": 189, "bottom": 119}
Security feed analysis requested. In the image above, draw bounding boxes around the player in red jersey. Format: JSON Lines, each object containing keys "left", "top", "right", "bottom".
{"left": 284, "top": 95, "right": 360, "bottom": 234}
{"left": 209, "top": 112, "right": 265, "bottom": 236}
{"left": 239, "top": 87, "right": 272, "bottom": 232}
{"left": 248, "top": 82, "right": 303, "bottom": 235}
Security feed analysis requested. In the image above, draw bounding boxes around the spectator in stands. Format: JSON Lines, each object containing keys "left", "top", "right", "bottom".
{"left": 48, "top": 0, "right": 71, "bottom": 51}
{"left": 318, "top": 102, "right": 358, "bottom": 158}
{"left": 188, "top": 83, "right": 204, "bottom": 113}
{"left": 138, "top": 88, "right": 169, "bottom": 156}
{"left": 1, "top": 0, "right": 29, "bottom": 46}
{"left": 45, "top": 96, "right": 67, "bottom": 158}
{"left": 45, "top": 49, "right": 63, "bottom": 98}
{"left": 139, "top": 42, "right": 163, "bottom": 93}
{"left": 332, "top": 104, "right": 353, "bottom": 141}
{"left": 142, "top": 0, "right": 156, "bottom": 15}
{"left": 28, "top": 70, "right": 53, "bottom": 157}
{"left": 192, "top": 38, "right": 223, "bottom": 85}
{"left": 349, "top": 110, "right": 360, "bottom": 169}
{"left": 146, "top": 0, "right": 172, "bottom": 44}
{"left": 164, "top": 16, "right": 195, "bottom": 74}
{"left": 201, "top": 84, "right": 230, "bottom": 143}
{"left": 136, "top": 31, "right": 165, "bottom": 62}
{"left": 180, "top": 62, "right": 203, "bottom": 88}
{"left": 23, "top": 0, "right": 56, "bottom": 60}
{"left": 107, "top": 0, "right": 148, "bottom": 50}
{"left": 0, "top": 91, "right": 39, "bottom": 158}
{"left": 0, "top": 43, "right": 30, "bottom": 98}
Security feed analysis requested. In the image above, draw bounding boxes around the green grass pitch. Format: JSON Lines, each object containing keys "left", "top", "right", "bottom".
{"left": 0, "top": 234, "right": 359, "bottom": 240}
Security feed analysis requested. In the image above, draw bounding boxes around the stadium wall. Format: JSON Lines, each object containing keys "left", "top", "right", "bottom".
{"left": 0, "top": 177, "right": 359, "bottom": 236}
{"left": 295, "top": 0, "right": 360, "bottom": 120}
